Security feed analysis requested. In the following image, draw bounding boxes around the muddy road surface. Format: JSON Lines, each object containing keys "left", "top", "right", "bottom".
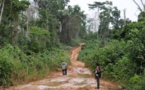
{"left": 5, "top": 44, "right": 119, "bottom": 90}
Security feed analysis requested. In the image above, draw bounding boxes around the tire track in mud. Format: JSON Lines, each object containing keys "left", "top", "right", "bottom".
{"left": 5, "top": 43, "right": 119, "bottom": 90}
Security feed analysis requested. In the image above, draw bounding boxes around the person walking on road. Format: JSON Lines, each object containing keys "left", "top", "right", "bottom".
{"left": 95, "top": 62, "right": 102, "bottom": 89}
{"left": 61, "top": 61, "right": 68, "bottom": 75}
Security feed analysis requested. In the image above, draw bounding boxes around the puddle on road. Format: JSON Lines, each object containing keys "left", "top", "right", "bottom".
{"left": 50, "top": 77, "right": 69, "bottom": 82}
{"left": 69, "top": 78, "right": 84, "bottom": 83}
{"left": 73, "top": 67, "right": 91, "bottom": 74}
{"left": 38, "top": 85, "right": 50, "bottom": 90}
{"left": 17, "top": 84, "right": 32, "bottom": 89}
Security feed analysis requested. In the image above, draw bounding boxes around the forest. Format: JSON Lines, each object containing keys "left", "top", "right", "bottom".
{"left": 0, "top": 0, "right": 145, "bottom": 90}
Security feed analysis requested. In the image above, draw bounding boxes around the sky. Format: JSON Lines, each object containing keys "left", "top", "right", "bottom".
{"left": 68, "top": 0, "right": 142, "bottom": 21}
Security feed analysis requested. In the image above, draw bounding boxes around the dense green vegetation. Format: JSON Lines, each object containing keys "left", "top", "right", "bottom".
{"left": 78, "top": 1, "right": 145, "bottom": 90}
{"left": 0, "top": 0, "right": 86, "bottom": 86}
{"left": 1, "top": 0, "right": 145, "bottom": 90}
{"left": 0, "top": 44, "right": 70, "bottom": 86}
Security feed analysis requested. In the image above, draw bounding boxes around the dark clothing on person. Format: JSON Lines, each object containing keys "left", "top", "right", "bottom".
{"left": 95, "top": 73, "right": 101, "bottom": 89}
{"left": 61, "top": 61, "right": 68, "bottom": 75}
{"left": 95, "top": 63, "right": 102, "bottom": 89}
{"left": 62, "top": 68, "right": 67, "bottom": 75}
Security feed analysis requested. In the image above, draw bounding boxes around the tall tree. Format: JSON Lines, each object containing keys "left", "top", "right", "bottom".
{"left": 0, "top": 0, "right": 5, "bottom": 23}
{"left": 89, "top": 1, "right": 121, "bottom": 46}
{"left": 60, "top": 5, "right": 86, "bottom": 44}
{"left": 133, "top": 0, "right": 145, "bottom": 12}
{"left": 33, "top": 0, "right": 69, "bottom": 46}
{"left": 1, "top": 0, "right": 30, "bottom": 46}
{"left": 133, "top": 0, "right": 145, "bottom": 21}
{"left": 23, "top": 1, "right": 38, "bottom": 38}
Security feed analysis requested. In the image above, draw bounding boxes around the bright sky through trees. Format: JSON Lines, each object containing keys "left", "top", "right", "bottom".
{"left": 69, "top": 0, "right": 141, "bottom": 21}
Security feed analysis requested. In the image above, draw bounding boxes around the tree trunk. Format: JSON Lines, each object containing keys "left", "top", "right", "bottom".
{"left": 0, "top": 0, "right": 5, "bottom": 23}
{"left": 141, "top": 0, "right": 145, "bottom": 11}
{"left": 133, "top": 0, "right": 144, "bottom": 12}
{"left": 12, "top": 15, "right": 19, "bottom": 46}
{"left": 123, "top": 9, "right": 126, "bottom": 25}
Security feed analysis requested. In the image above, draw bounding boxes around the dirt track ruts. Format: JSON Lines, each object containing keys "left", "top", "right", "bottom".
{"left": 4, "top": 43, "right": 119, "bottom": 90}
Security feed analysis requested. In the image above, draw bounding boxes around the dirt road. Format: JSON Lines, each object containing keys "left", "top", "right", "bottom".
{"left": 5, "top": 44, "right": 119, "bottom": 90}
